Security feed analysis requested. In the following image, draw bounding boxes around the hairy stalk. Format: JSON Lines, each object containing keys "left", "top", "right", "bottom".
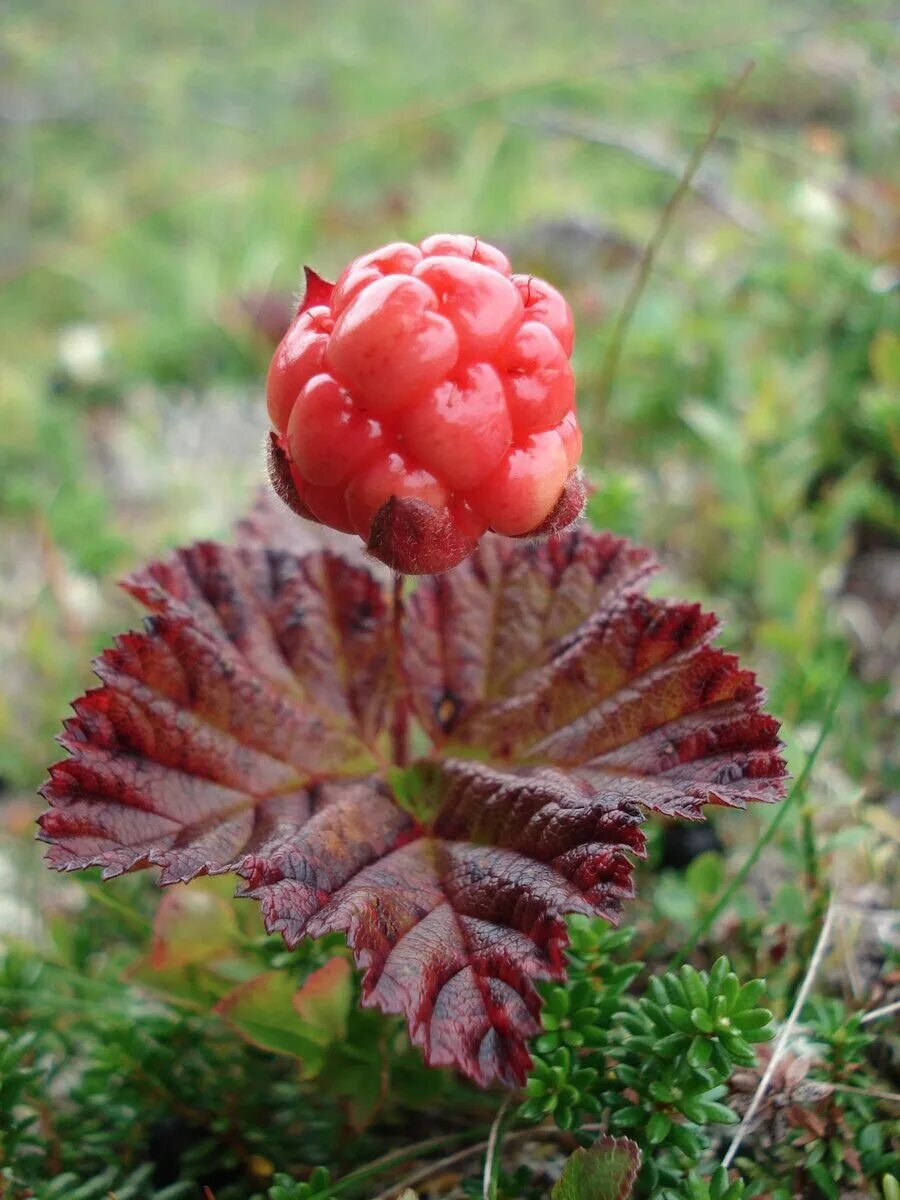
{"left": 390, "top": 572, "right": 409, "bottom": 768}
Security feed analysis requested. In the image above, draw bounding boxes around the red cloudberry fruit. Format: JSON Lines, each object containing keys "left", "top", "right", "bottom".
{"left": 266, "top": 235, "right": 584, "bottom": 573}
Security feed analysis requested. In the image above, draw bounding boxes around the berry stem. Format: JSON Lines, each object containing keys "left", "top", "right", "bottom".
{"left": 390, "top": 571, "right": 409, "bottom": 768}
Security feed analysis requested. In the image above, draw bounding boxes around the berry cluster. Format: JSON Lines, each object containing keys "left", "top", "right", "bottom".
{"left": 266, "top": 234, "right": 584, "bottom": 573}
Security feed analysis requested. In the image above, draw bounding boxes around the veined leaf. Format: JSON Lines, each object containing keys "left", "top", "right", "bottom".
{"left": 552, "top": 1134, "right": 641, "bottom": 1200}
{"left": 39, "top": 498, "right": 787, "bottom": 1086}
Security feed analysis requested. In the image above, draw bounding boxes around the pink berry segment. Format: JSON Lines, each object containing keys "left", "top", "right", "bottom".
{"left": 265, "top": 235, "right": 584, "bottom": 573}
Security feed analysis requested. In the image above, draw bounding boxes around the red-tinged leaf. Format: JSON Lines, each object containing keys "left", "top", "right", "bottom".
{"left": 551, "top": 1135, "right": 641, "bottom": 1200}
{"left": 293, "top": 957, "right": 353, "bottom": 1043}
{"left": 149, "top": 879, "right": 238, "bottom": 970}
{"left": 128, "top": 955, "right": 237, "bottom": 1010}
{"left": 39, "top": 522, "right": 787, "bottom": 1087}
{"left": 403, "top": 530, "right": 657, "bottom": 744}
{"left": 235, "top": 484, "right": 376, "bottom": 568}
{"left": 215, "top": 964, "right": 349, "bottom": 1074}
{"left": 405, "top": 534, "right": 785, "bottom": 819}
{"left": 39, "top": 542, "right": 392, "bottom": 883}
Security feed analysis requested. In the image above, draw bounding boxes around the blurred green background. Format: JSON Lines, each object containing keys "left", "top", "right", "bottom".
{"left": 0, "top": 2, "right": 897, "bottom": 1190}
{"left": 1, "top": 0, "right": 898, "bottom": 921}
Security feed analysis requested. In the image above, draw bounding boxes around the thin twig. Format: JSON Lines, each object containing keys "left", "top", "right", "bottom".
{"left": 675, "top": 661, "right": 848, "bottom": 963}
{"left": 860, "top": 998, "right": 900, "bottom": 1026}
{"left": 519, "top": 112, "right": 764, "bottom": 234}
{"left": 595, "top": 60, "right": 755, "bottom": 410}
{"left": 722, "top": 899, "right": 838, "bottom": 1169}
{"left": 831, "top": 1082, "right": 900, "bottom": 1106}
{"left": 370, "top": 1139, "right": 493, "bottom": 1200}
{"left": 371, "top": 1125, "right": 604, "bottom": 1200}
{"left": 483, "top": 1095, "right": 513, "bottom": 1200}
{"left": 327, "top": 1128, "right": 491, "bottom": 1200}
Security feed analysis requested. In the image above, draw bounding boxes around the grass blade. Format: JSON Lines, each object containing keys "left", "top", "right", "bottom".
{"left": 676, "top": 661, "right": 848, "bottom": 963}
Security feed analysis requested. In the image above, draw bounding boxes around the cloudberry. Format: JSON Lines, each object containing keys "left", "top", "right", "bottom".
{"left": 266, "top": 234, "right": 584, "bottom": 573}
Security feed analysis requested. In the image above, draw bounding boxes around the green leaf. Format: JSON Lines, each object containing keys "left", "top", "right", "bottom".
{"left": 808, "top": 1162, "right": 839, "bottom": 1199}
{"left": 647, "top": 1112, "right": 672, "bottom": 1145}
{"left": 520, "top": 1098, "right": 551, "bottom": 1122}
{"left": 731, "top": 1008, "right": 773, "bottom": 1031}
{"left": 611, "top": 1105, "right": 646, "bottom": 1129}
{"left": 128, "top": 957, "right": 236, "bottom": 1009}
{"left": 666, "top": 1123, "right": 703, "bottom": 1159}
{"left": 732, "top": 979, "right": 766, "bottom": 1012}
{"left": 215, "top": 960, "right": 351, "bottom": 1075}
{"left": 149, "top": 879, "right": 239, "bottom": 970}
{"left": 677, "top": 1095, "right": 709, "bottom": 1124}
{"left": 654, "top": 1032, "right": 690, "bottom": 1059}
{"left": 708, "top": 957, "right": 730, "bottom": 994}
{"left": 700, "top": 1100, "right": 739, "bottom": 1124}
{"left": 687, "top": 1036, "right": 712, "bottom": 1069}
{"left": 665, "top": 1004, "right": 695, "bottom": 1034}
{"left": 293, "top": 957, "right": 353, "bottom": 1043}
{"left": 742, "top": 1026, "right": 776, "bottom": 1043}
{"left": 680, "top": 966, "right": 709, "bottom": 1009}
{"left": 551, "top": 1135, "right": 641, "bottom": 1200}
{"left": 691, "top": 1007, "right": 714, "bottom": 1033}
{"left": 387, "top": 762, "right": 442, "bottom": 824}
{"left": 686, "top": 851, "right": 725, "bottom": 897}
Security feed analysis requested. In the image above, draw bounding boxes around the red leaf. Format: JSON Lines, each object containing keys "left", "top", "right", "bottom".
{"left": 38, "top": 522, "right": 786, "bottom": 1086}
{"left": 405, "top": 534, "right": 784, "bottom": 819}
{"left": 40, "top": 542, "right": 392, "bottom": 883}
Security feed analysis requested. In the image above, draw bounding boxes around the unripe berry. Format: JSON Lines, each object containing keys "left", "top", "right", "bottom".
{"left": 266, "top": 236, "right": 584, "bottom": 573}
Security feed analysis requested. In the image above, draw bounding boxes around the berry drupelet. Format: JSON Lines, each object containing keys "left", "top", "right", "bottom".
{"left": 266, "top": 233, "right": 584, "bottom": 573}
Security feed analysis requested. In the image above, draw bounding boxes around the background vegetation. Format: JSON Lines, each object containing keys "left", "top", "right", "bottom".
{"left": 0, "top": 1, "right": 897, "bottom": 1196}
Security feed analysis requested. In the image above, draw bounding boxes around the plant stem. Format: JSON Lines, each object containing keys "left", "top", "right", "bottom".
{"left": 800, "top": 801, "right": 821, "bottom": 895}
{"left": 483, "top": 1095, "right": 513, "bottom": 1200}
{"left": 596, "top": 59, "right": 755, "bottom": 411}
{"left": 861, "top": 998, "right": 900, "bottom": 1026}
{"left": 369, "top": 1124, "right": 600, "bottom": 1200}
{"left": 675, "top": 660, "right": 848, "bottom": 963}
{"left": 390, "top": 572, "right": 409, "bottom": 768}
{"left": 831, "top": 1082, "right": 900, "bottom": 1105}
{"left": 324, "top": 1128, "right": 491, "bottom": 1200}
{"left": 722, "top": 899, "right": 838, "bottom": 1169}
